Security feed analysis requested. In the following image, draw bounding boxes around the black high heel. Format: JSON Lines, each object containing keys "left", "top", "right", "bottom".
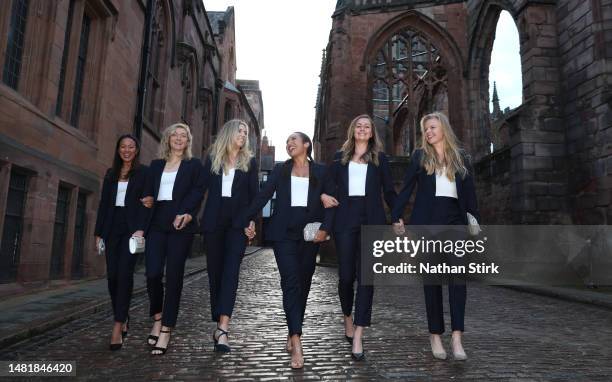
{"left": 351, "top": 337, "right": 365, "bottom": 361}
{"left": 213, "top": 327, "right": 231, "bottom": 352}
{"left": 109, "top": 341, "right": 123, "bottom": 351}
{"left": 147, "top": 317, "right": 162, "bottom": 346}
{"left": 122, "top": 315, "right": 129, "bottom": 339}
{"left": 151, "top": 329, "right": 171, "bottom": 355}
{"left": 345, "top": 335, "right": 354, "bottom": 344}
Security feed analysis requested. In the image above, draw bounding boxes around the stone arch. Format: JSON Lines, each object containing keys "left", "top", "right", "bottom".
{"left": 467, "top": 0, "right": 523, "bottom": 158}
{"left": 363, "top": 11, "right": 466, "bottom": 156}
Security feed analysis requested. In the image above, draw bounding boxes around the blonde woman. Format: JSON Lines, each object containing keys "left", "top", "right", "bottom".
{"left": 320, "top": 114, "right": 397, "bottom": 361}
{"left": 199, "top": 120, "right": 258, "bottom": 352}
{"left": 391, "top": 112, "right": 479, "bottom": 361}
{"left": 142, "top": 123, "right": 205, "bottom": 355}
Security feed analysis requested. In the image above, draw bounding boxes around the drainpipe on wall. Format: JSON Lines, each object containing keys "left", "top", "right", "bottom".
{"left": 133, "top": 0, "right": 155, "bottom": 141}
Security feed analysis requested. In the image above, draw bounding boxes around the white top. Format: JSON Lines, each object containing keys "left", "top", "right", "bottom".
{"left": 435, "top": 167, "right": 458, "bottom": 198}
{"left": 290, "top": 176, "right": 309, "bottom": 207}
{"left": 348, "top": 161, "right": 368, "bottom": 196}
{"left": 157, "top": 170, "right": 178, "bottom": 201}
{"left": 115, "top": 181, "right": 128, "bottom": 207}
{"left": 222, "top": 168, "right": 236, "bottom": 197}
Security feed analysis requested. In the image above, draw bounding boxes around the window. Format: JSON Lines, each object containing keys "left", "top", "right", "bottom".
{"left": 0, "top": 170, "right": 28, "bottom": 283}
{"left": 50, "top": 186, "right": 71, "bottom": 279}
{"left": 56, "top": 0, "right": 76, "bottom": 116}
{"left": 181, "top": 60, "right": 194, "bottom": 126}
{"left": 70, "top": 13, "right": 91, "bottom": 128}
{"left": 71, "top": 191, "right": 87, "bottom": 279}
{"left": 2, "top": 0, "right": 30, "bottom": 90}
{"left": 144, "top": 0, "right": 168, "bottom": 130}
{"left": 224, "top": 101, "right": 233, "bottom": 123}
{"left": 370, "top": 28, "right": 447, "bottom": 155}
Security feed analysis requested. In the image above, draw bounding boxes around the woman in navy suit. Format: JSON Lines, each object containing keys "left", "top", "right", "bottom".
{"left": 391, "top": 111, "right": 479, "bottom": 361}
{"left": 142, "top": 123, "right": 205, "bottom": 355}
{"left": 320, "top": 114, "right": 397, "bottom": 361}
{"left": 243, "top": 132, "right": 332, "bottom": 369}
{"left": 200, "top": 119, "right": 258, "bottom": 352}
{"left": 94, "top": 134, "right": 150, "bottom": 351}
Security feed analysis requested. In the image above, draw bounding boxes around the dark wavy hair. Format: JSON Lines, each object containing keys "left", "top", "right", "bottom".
{"left": 108, "top": 134, "right": 141, "bottom": 182}
{"left": 281, "top": 132, "right": 318, "bottom": 188}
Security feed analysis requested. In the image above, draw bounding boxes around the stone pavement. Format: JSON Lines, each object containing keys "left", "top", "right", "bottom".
{"left": 0, "top": 247, "right": 259, "bottom": 349}
{"left": 1, "top": 249, "right": 612, "bottom": 381}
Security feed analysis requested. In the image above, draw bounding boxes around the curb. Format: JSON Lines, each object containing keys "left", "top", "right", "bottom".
{"left": 500, "top": 284, "right": 612, "bottom": 311}
{"left": 0, "top": 248, "right": 264, "bottom": 349}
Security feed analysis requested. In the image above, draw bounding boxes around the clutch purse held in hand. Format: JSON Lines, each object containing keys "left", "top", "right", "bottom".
{"left": 466, "top": 212, "right": 481, "bottom": 236}
{"left": 303, "top": 222, "right": 330, "bottom": 242}
{"left": 97, "top": 239, "right": 105, "bottom": 256}
{"left": 129, "top": 236, "right": 146, "bottom": 254}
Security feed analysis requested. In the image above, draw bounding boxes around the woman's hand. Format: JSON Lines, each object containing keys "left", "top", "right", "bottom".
{"left": 95, "top": 236, "right": 101, "bottom": 248}
{"left": 313, "top": 229, "right": 328, "bottom": 243}
{"left": 173, "top": 214, "right": 192, "bottom": 230}
{"left": 141, "top": 196, "right": 154, "bottom": 208}
{"left": 132, "top": 230, "right": 144, "bottom": 237}
{"left": 244, "top": 220, "right": 256, "bottom": 240}
{"left": 392, "top": 219, "right": 405, "bottom": 235}
{"left": 320, "top": 193, "right": 339, "bottom": 208}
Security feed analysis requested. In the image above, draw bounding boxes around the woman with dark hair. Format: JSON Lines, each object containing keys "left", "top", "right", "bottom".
{"left": 243, "top": 132, "right": 332, "bottom": 369}
{"left": 142, "top": 123, "right": 205, "bottom": 355}
{"left": 94, "top": 134, "right": 150, "bottom": 351}
{"left": 391, "top": 111, "right": 479, "bottom": 361}
{"left": 320, "top": 114, "right": 397, "bottom": 361}
{"left": 200, "top": 119, "right": 258, "bottom": 352}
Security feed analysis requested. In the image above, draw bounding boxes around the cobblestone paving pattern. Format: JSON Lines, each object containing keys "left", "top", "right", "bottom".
{"left": 2, "top": 249, "right": 612, "bottom": 381}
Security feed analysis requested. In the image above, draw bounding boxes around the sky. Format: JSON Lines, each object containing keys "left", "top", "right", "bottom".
{"left": 203, "top": 0, "right": 337, "bottom": 160}
{"left": 203, "top": 2, "right": 522, "bottom": 160}
{"left": 489, "top": 11, "right": 523, "bottom": 113}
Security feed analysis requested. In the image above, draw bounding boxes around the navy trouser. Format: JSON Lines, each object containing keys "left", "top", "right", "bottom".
{"left": 105, "top": 207, "right": 138, "bottom": 323}
{"left": 204, "top": 199, "right": 247, "bottom": 322}
{"left": 424, "top": 196, "right": 467, "bottom": 334}
{"left": 272, "top": 239, "right": 318, "bottom": 336}
{"left": 335, "top": 231, "right": 373, "bottom": 327}
{"left": 335, "top": 196, "right": 373, "bottom": 327}
{"left": 145, "top": 228, "right": 194, "bottom": 328}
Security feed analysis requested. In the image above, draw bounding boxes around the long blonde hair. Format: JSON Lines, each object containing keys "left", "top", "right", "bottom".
{"left": 159, "top": 123, "right": 193, "bottom": 161}
{"left": 340, "top": 114, "right": 383, "bottom": 166}
{"left": 209, "top": 119, "right": 253, "bottom": 175}
{"left": 419, "top": 112, "right": 467, "bottom": 181}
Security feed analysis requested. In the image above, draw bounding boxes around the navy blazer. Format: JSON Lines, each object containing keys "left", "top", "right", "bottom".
{"left": 244, "top": 161, "right": 334, "bottom": 242}
{"left": 144, "top": 157, "right": 205, "bottom": 234}
{"left": 94, "top": 165, "right": 150, "bottom": 240}
{"left": 390, "top": 149, "right": 480, "bottom": 225}
{"left": 326, "top": 151, "right": 397, "bottom": 232}
{"left": 200, "top": 155, "right": 259, "bottom": 232}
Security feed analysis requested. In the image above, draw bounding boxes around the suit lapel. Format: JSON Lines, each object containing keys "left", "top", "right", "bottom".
{"left": 153, "top": 161, "right": 164, "bottom": 199}
{"left": 172, "top": 160, "right": 186, "bottom": 199}
{"left": 365, "top": 162, "right": 373, "bottom": 194}
{"left": 231, "top": 168, "right": 241, "bottom": 195}
{"left": 455, "top": 170, "right": 463, "bottom": 201}
{"left": 341, "top": 161, "right": 349, "bottom": 192}
{"left": 307, "top": 164, "right": 317, "bottom": 209}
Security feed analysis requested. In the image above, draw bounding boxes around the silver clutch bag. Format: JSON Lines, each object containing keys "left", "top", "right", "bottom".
{"left": 303, "top": 222, "right": 330, "bottom": 242}
{"left": 466, "top": 213, "right": 481, "bottom": 236}
{"left": 97, "top": 239, "right": 105, "bottom": 256}
{"left": 129, "top": 236, "right": 146, "bottom": 254}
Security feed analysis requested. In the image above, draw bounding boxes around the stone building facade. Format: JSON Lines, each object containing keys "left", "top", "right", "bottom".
{"left": 0, "top": 0, "right": 262, "bottom": 288}
{"left": 314, "top": 0, "right": 611, "bottom": 225}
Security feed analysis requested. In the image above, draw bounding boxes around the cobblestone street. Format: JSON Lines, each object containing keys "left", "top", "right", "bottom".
{"left": 2, "top": 249, "right": 612, "bottom": 381}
